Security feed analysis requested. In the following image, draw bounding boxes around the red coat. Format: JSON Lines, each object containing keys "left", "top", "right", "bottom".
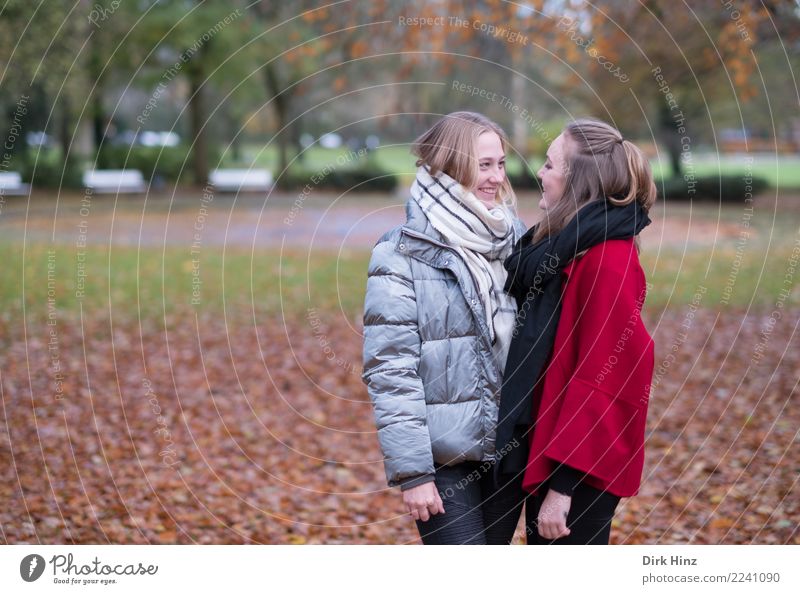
{"left": 522, "top": 238, "right": 654, "bottom": 498}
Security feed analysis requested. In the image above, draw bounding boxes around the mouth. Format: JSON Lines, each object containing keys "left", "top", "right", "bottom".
{"left": 477, "top": 186, "right": 498, "bottom": 196}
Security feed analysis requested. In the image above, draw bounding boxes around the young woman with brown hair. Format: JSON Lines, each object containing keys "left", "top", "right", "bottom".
{"left": 495, "top": 117, "right": 657, "bottom": 545}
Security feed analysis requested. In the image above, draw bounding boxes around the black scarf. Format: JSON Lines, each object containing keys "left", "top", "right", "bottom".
{"left": 494, "top": 198, "right": 651, "bottom": 480}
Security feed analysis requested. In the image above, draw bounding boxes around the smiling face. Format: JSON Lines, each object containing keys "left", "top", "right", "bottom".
{"left": 537, "top": 132, "right": 570, "bottom": 210}
{"left": 472, "top": 131, "right": 506, "bottom": 207}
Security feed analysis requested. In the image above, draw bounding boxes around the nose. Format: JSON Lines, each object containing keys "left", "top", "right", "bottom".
{"left": 488, "top": 165, "right": 502, "bottom": 183}
{"left": 537, "top": 165, "right": 545, "bottom": 179}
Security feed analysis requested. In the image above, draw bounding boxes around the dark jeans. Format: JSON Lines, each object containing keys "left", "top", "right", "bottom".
{"left": 415, "top": 461, "right": 526, "bottom": 545}
{"left": 525, "top": 480, "right": 620, "bottom": 545}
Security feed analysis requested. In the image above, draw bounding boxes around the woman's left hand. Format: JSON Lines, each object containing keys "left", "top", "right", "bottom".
{"left": 537, "top": 488, "right": 572, "bottom": 540}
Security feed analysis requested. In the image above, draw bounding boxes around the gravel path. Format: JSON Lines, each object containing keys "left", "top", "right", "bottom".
{"left": 0, "top": 189, "right": 784, "bottom": 249}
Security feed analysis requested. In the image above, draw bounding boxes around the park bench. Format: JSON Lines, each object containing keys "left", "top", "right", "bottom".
{"left": 83, "top": 169, "right": 147, "bottom": 194}
{"left": 0, "top": 172, "right": 31, "bottom": 196}
{"left": 208, "top": 169, "right": 274, "bottom": 192}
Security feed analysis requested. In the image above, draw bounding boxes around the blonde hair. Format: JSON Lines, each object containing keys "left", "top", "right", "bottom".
{"left": 411, "top": 111, "right": 517, "bottom": 209}
{"left": 532, "top": 117, "right": 656, "bottom": 247}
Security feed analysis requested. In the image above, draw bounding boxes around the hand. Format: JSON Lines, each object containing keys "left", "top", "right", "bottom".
{"left": 538, "top": 488, "right": 572, "bottom": 540}
{"left": 402, "top": 482, "right": 445, "bottom": 522}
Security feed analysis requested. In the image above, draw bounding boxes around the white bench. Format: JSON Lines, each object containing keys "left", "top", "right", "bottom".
{"left": 209, "top": 169, "right": 274, "bottom": 192}
{"left": 83, "top": 169, "right": 146, "bottom": 194}
{"left": 0, "top": 172, "right": 31, "bottom": 196}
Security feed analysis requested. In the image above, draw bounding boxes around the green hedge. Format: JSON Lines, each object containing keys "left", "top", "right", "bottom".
{"left": 95, "top": 144, "right": 219, "bottom": 183}
{"left": 20, "top": 156, "right": 83, "bottom": 189}
{"left": 658, "top": 174, "right": 769, "bottom": 202}
{"left": 280, "top": 164, "right": 398, "bottom": 193}
{"left": 508, "top": 172, "right": 769, "bottom": 202}
{"left": 508, "top": 170, "right": 542, "bottom": 190}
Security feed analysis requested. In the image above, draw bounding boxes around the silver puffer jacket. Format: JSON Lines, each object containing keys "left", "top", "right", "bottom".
{"left": 361, "top": 198, "right": 525, "bottom": 488}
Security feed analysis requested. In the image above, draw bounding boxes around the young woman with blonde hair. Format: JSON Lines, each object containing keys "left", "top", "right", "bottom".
{"left": 495, "top": 117, "right": 656, "bottom": 545}
{"left": 362, "top": 112, "right": 527, "bottom": 544}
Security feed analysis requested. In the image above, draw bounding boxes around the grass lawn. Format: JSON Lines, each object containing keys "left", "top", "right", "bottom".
{"left": 0, "top": 243, "right": 369, "bottom": 321}
{"left": 2, "top": 232, "right": 797, "bottom": 323}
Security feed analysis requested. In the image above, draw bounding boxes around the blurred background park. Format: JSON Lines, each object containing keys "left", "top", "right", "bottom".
{"left": 0, "top": 0, "right": 798, "bottom": 544}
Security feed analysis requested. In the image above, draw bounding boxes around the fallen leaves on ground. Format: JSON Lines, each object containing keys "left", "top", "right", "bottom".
{"left": 1, "top": 307, "right": 797, "bottom": 544}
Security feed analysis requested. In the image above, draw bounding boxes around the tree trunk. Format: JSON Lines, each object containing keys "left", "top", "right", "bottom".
{"left": 264, "top": 63, "right": 290, "bottom": 174}
{"left": 277, "top": 113, "right": 289, "bottom": 174}
{"left": 60, "top": 97, "right": 71, "bottom": 161}
{"left": 510, "top": 62, "right": 526, "bottom": 158}
{"left": 658, "top": 102, "right": 683, "bottom": 178}
{"left": 189, "top": 70, "right": 208, "bottom": 185}
{"left": 89, "top": 35, "right": 106, "bottom": 153}
{"left": 93, "top": 91, "right": 105, "bottom": 152}
{"left": 3, "top": 102, "right": 27, "bottom": 163}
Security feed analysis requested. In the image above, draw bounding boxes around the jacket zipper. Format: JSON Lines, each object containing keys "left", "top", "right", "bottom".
{"left": 400, "top": 227, "right": 502, "bottom": 380}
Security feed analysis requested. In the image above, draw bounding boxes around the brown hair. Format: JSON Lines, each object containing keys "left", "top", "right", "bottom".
{"left": 532, "top": 117, "right": 656, "bottom": 246}
{"left": 411, "top": 111, "right": 516, "bottom": 208}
